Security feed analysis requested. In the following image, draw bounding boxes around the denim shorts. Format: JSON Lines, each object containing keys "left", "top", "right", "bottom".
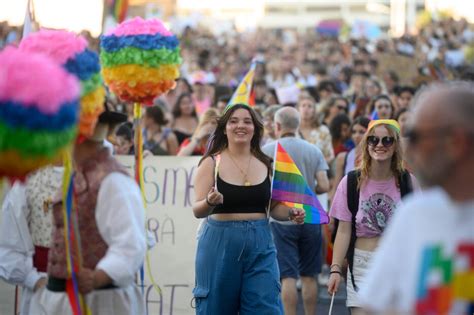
{"left": 270, "top": 222, "right": 322, "bottom": 279}
{"left": 193, "top": 218, "right": 283, "bottom": 314}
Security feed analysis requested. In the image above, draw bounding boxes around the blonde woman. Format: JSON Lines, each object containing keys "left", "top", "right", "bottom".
{"left": 177, "top": 108, "right": 219, "bottom": 156}
{"left": 327, "top": 120, "right": 418, "bottom": 314}
{"left": 297, "top": 94, "right": 334, "bottom": 164}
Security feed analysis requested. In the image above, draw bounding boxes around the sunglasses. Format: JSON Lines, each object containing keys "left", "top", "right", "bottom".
{"left": 367, "top": 136, "right": 395, "bottom": 148}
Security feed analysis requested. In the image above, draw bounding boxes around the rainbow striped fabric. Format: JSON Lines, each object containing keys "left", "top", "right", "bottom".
{"left": 272, "top": 143, "right": 329, "bottom": 224}
{"left": 224, "top": 62, "right": 256, "bottom": 113}
{"left": 112, "top": 0, "right": 128, "bottom": 23}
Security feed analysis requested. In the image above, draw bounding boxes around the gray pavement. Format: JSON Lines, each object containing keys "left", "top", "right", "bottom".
{"left": 0, "top": 277, "right": 349, "bottom": 315}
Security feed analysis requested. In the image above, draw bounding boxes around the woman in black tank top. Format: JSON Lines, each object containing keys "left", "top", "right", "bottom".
{"left": 192, "top": 104, "right": 305, "bottom": 314}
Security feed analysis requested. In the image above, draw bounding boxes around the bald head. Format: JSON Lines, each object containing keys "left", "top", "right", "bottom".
{"left": 413, "top": 81, "right": 474, "bottom": 133}
{"left": 275, "top": 106, "right": 300, "bottom": 131}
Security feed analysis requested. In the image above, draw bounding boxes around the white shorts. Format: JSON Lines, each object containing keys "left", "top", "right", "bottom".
{"left": 346, "top": 248, "right": 373, "bottom": 308}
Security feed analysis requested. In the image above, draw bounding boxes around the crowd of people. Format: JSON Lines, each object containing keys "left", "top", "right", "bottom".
{"left": 0, "top": 12, "right": 473, "bottom": 315}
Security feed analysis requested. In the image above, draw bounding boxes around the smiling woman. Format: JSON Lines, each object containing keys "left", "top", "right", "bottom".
{"left": 327, "top": 119, "right": 418, "bottom": 314}
{"left": 0, "top": 0, "right": 104, "bottom": 36}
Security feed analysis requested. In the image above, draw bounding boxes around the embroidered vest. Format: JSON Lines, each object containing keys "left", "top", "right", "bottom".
{"left": 48, "top": 148, "right": 129, "bottom": 279}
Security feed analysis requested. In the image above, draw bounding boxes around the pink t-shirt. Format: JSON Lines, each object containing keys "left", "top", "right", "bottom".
{"left": 330, "top": 174, "right": 417, "bottom": 238}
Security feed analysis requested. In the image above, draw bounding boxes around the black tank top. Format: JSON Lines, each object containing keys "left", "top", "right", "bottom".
{"left": 212, "top": 174, "right": 271, "bottom": 214}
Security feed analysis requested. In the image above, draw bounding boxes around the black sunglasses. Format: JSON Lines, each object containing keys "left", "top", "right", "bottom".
{"left": 367, "top": 136, "right": 395, "bottom": 148}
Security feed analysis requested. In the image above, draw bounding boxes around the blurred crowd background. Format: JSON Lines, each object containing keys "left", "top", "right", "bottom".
{"left": 1, "top": 9, "right": 474, "bottom": 179}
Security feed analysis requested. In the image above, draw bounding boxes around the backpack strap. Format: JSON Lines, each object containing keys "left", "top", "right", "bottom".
{"left": 346, "top": 169, "right": 361, "bottom": 291}
{"left": 399, "top": 170, "right": 412, "bottom": 197}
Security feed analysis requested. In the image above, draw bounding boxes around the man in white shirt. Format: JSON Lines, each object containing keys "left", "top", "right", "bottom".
{"left": 359, "top": 81, "right": 474, "bottom": 314}
{"left": 28, "top": 107, "right": 146, "bottom": 315}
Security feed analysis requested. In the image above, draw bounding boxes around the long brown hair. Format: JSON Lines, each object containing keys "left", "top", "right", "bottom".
{"left": 200, "top": 104, "right": 272, "bottom": 170}
{"left": 357, "top": 124, "right": 404, "bottom": 189}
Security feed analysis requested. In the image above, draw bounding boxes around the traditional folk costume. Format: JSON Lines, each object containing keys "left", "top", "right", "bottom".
{"left": 0, "top": 166, "right": 63, "bottom": 314}
{"left": 29, "top": 109, "right": 147, "bottom": 315}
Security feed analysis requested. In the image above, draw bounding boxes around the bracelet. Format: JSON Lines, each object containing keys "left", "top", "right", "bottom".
{"left": 206, "top": 195, "right": 218, "bottom": 207}
{"left": 329, "top": 270, "right": 342, "bottom": 275}
{"left": 330, "top": 263, "right": 342, "bottom": 271}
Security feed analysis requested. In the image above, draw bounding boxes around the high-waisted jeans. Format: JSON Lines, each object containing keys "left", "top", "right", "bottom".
{"left": 193, "top": 217, "right": 283, "bottom": 315}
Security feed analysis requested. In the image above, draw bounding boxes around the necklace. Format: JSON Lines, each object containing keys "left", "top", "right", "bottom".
{"left": 227, "top": 152, "right": 252, "bottom": 186}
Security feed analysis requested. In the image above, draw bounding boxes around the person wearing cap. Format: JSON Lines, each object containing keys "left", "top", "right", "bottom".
{"left": 29, "top": 106, "right": 146, "bottom": 315}
{"left": 327, "top": 119, "right": 418, "bottom": 314}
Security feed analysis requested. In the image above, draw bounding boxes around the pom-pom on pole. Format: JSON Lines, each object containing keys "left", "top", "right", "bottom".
{"left": 20, "top": 29, "right": 106, "bottom": 139}
{"left": 0, "top": 47, "right": 80, "bottom": 181}
{"left": 100, "top": 17, "right": 182, "bottom": 296}
{"left": 100, "top": 17, "right": 182, "bottom": 105}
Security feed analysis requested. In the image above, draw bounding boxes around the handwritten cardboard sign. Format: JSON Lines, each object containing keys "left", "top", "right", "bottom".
{"left": 117, "top": 156, "right": 201, "bottom": 315}
{"left": 376, "top": 53, "right": 419, "bottom": 85}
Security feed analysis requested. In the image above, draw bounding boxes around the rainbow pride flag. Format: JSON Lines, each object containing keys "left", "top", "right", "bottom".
{"left": 272, "top": 142, "right": 329, "bottom": 224}
{"left": 224, "top": 62, "right": 256, "bottom": 113}
{"left": 112, "top": 0, "right": 128, "bottom": 23}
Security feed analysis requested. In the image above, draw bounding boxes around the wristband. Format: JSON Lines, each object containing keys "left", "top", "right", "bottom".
{"left": 330, "top": 263, "right": 342, "bottom": 271}
{"left": 329, "top": 270, "right": 342, "bottom": 275}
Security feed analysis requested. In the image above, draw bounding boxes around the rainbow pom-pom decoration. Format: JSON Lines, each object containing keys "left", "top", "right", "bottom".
{"left": 20, "top": 29, "right": 105, "bottom": 138}
{"left": 100, "top": 17, "right": 182, "bottom": 105}
{"left": 0, "top": 47, "right": 80, "bottom": 180}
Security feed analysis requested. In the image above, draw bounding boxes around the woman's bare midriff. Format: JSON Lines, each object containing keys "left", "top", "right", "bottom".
{"left": 355, "top": 236, "right": 380, "bottom": 252}
{"left": 210, "top": 213, "right": 267, "bottom": 221}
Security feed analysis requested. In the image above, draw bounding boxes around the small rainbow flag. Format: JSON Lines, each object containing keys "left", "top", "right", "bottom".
{"left": 112, "top": 0, "right": 128, "bottom": 23}
{"left": 224, "top": 62, "right": 256, "bottom": 113}
{"left": 271, "top": 142, "right": 329, "bottom": 224}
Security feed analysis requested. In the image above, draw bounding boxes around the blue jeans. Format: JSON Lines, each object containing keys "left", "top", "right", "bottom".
{"left": 193, "top": 218, "right": 283, "bottom": 315}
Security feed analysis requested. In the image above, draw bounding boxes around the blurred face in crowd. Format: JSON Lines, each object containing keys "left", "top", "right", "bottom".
{"left": 365, "top": 80, "right": 381, "bottom": 99}
{"left": 264, "top": 92, "right": 278, "bottom": 106}
{"left": 405, "top": 92, "right": 454, "bottom": 187}
{"left": 179, "top": 95, "right": 195, "bottom": 116}
{"left": 298, "top": 98, "right": 315, "bottom": 121}
{"left": 397, "top": 110, "right": 412, "bottom": 135}
{"left": 330, "top": 98, "right": 349, "bottom": 118}
{"left": 375, "top": 98, "right": 393, "bottom": 119}
{"left": 367, "top": 125, "right": 396, "bottom": 163}
{"left": 340, "top": 123, "right": 351, "bottom": 142}
{"left": 254, "top": 84, "right": 268, "bottom": 100}
{"left": 176, "top": 79, "right": 192, "bottom": 95}
{"left": 193, "top": 83, "right": 205, "bottom": 96}
{"left": 216, "top": 101, "right": 227, "bottom": 114}
{"left": 397, "top": 91, "right": 413, "bottom": 110}
{"left": 319, "top": 89, "right": 333, "bottom": 102}
{"left": 114, "top": 136, "right": 133, "bottom": 155}
{"left": 263, "top": 114, "right": 276, "bottom": 139}
{"left": 350, "top": 74, "right": 366, "bottom": 94}
{"left": 352, "top": 123, "right": 367, "bottom": 146}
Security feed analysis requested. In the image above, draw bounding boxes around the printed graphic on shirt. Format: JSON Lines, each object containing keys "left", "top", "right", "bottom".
{"left": 416, "top": 243, "right": 474, "bottom": 315}
{"left": 360, "top": 193, "right": 396, "bottom": 234}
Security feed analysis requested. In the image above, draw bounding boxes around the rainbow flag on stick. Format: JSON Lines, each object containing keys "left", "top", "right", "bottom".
{"left": 272, "top": 142, "right": 329, "bottom": 224}
{"left": 224, "top": 62, "right": 256, "bottom": 113}
{"left": 112, "top": 0, "right": 128, "bottom": 23}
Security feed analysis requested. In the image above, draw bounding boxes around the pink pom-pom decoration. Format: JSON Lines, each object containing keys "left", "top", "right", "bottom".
{"left": 20, "top": 29, "right": 105, "bottom": 138}
{"left": 0, "top": 47, "right": 80, "bottom": 181}
{"left": 100, "top": 17, "right": 182, "bottom": 105}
